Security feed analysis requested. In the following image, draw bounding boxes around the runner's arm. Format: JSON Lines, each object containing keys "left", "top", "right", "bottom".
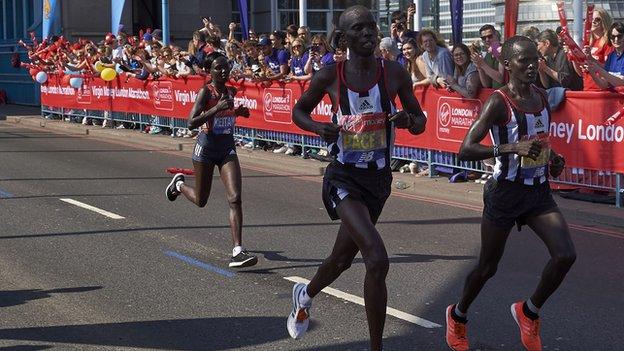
{"left": 187, "top": 86, "right": 225, "bottom": 129}
{"left": 292, "top": 66, "right": 340, "bottom": 142}
{"left": 459, "top": 93, "right": 541, "bottom": 161}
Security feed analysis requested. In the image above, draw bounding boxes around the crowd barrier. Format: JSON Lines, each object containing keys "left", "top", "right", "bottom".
{"left": 39, "top": 73, "right": 624, "bottom": 207}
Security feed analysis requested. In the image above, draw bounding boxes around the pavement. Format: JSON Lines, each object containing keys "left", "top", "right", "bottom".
{"left": 3, "top": 103, "right": 622, "bottom": 230}
{"left": 0, "top": 103, "right": 622, "bottom": 351}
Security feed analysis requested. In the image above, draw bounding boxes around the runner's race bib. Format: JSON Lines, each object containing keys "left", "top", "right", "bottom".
{"left": 339, "top": 113, "right": 387, "bottom": 164}
{"left": 520, "top": 134, "right": 550, "bottom": 178}
{"left": 211, "top": 112, "right": 236, "bottom": 135}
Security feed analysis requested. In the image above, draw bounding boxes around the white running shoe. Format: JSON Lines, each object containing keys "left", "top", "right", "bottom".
{"left": 166, "top": 173, "right": 185, "bottom": 201}
{"left": 273, "top": 145, "right": 288, "bottom": 154}
{"left": 287, "top": 283, "right": 311, "bottom": 339}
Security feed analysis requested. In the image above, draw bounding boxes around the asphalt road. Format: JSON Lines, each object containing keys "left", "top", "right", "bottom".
{"left": 0, "top": 122, "right": 622, "bottom": 351}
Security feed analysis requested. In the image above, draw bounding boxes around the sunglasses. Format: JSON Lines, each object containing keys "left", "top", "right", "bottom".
{"left": 611, "top": 33, "right": 624, "bottom": 40}
{"left": 593, "top": 17, "right": 602, "bottom": 23}
{"left": 480, "top": 34, "right": 494, "bottom": 41}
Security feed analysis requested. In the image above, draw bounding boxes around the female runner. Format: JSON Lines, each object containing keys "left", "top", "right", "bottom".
{"left": 166, "top": 52, "right": 257, "bottom": 268}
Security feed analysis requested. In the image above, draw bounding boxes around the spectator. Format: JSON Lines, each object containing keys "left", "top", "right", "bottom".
{"left": 225, "top": 41, "right": 245, "bottom": 79}
{"left": 417, "top": 29, "right": 453, "bottom": 88}
{"left": 471, "top": 24, "right": 504, "bottom": 89}
{"left": 259, "top": 35, "right": 289, "bottom": 80}
{"left": 286, "top": 38, "right": 312, "bottom": 81}
{"left": 521, "top": 25, "right": 541, "bottom": 43}
{"left": 297, "top": 26, "right": 311, "bottom": 47}
{"left": 446, "top": 43, "right": 480, "bottom": 99}
{"left": 248, "top": 28, "right": 259, "bottom": 42}
{"left": 573, "top": 7, "right": 614, "bottom": 90}
{"left": 286, "top": 24, "right": 299, "bottom": 51}
{"left": 242, "top": 40, "right": 262, "bottom": 78}
{"left": 390, "top": 9, "right": 418, "bottom": 50}
{"left": 587, "top": 22, "right": 624, "bottom": 88}
{"left": 379, "top": 37, "right": 399, "bottom": 61}
{"left": 304, "top": 34, "right": 335, "bottom": 74}
{"left": 151, "top": 29, "right": 164, "bottom": 46}
{"left": 537, "top": 29, "right": 583, "bottom": 90}
{"left": 112, "top": 34, "right": 129, "bottom": 63}
{"left": 188, "top": 31, "right": 204, "bottom": 56}
{"left": 401, "top": 38, "right": 427, "bottom": 87}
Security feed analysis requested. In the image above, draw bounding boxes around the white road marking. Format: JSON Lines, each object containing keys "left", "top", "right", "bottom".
{"left": 59, "top": 198, "right": 125, "bottom": 219}
{"left": 284, "top": 276, "right": 442, "bottom": 328}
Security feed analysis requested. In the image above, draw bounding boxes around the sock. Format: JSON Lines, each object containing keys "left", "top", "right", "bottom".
{"left": 452, "top": 304, "right": 468, "bottom": 323}
{"left": 523, "top": 300, "right": 540, "bottom": 320}
{"left": 298, "top": 285, "right": 312, "bottom": 306}
{"left": 175, "top": 180, "right": 184, "bottom": 192}
{"left": 232, "top": 245, "right": 243, "bottom": 257}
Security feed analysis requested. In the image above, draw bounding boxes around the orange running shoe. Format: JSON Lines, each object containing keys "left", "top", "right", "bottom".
{"left": 445, "top": 305, "right": 469, "bottom": 351}
{"left": 511, "top": 301, "right": 542, "bottom": 351}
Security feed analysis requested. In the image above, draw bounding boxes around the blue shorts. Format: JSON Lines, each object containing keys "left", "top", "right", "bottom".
{"left": 191, "top": 143, "right": 237, "bottom": 165}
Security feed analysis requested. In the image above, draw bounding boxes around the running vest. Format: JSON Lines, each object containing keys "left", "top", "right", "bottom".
{"left": 490, "top": 86, "right": 551, "bottom": 186}
{"left": 202, "top": 85, "right": 237, "bottom": 135}
{"left": 329, "top": 59, "right": 396, "bottom": 170}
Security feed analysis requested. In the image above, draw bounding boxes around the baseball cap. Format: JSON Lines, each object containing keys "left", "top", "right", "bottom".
{"left": 258, "top": 37, "right": 271, "bottom": 46}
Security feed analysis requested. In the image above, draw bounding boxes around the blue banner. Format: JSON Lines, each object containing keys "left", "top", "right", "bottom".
{"left": 450, "top": 0, "right": 463, "bottom": 45}
{"left": 42, "top": 0, "right": 60, "bottom": 39}
{"left": 238, "top": 0, "right": 249, "bottom": 40}
{"left": 111, "top": 0, "right": 126, "bottom": 35}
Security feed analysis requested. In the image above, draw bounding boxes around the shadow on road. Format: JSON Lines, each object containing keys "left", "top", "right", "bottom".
{"left": 239, "top": 250, "right": 476, "bottom": 275}
{"left": 0, "top": 217, "right": 482, "bottom": 241}
{"left": 0, "top": 317, "right": 287, "bottom": 350}
{"left": 0, "top": 286, "right": 103, "bottom": 308}
{"left": 0, "top": 345, "right": 54, "bottom": 351}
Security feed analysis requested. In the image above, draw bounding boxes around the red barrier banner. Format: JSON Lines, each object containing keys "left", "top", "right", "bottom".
{"left": 40, "top": 75, "right": 624, "bottom": 172}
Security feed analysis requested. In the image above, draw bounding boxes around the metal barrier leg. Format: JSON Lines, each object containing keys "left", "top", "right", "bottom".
{"left": 300, "top": 135, "right": 306, "bottom": 158}
{"left": 617, "top": 174, "right": 622, "bottom": 208}
{"left": 428, "top": 150, "right": 435, "bottom": 177}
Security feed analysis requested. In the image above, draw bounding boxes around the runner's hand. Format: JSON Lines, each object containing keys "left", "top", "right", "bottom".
{"left": 314, "top": 122, "right": 341, "bottom": 143}
{"left": 550, "top": 153, "right": 565, "bottom": 178}
{"left": 515, "top": 139, "right": 542, "bottom": 160}
{"left": 235, "top": 105, "right": 250, "bottom": 118}
{"left": 389, "top": 111, "right": 412, "bottom": 129}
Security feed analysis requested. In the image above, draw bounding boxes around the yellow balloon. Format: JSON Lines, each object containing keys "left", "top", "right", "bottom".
{"left": 95, "top": 61, "right": 104, "bottom": 72}
{"left": 101, "top": 68, "right": 117, "bottom": 81}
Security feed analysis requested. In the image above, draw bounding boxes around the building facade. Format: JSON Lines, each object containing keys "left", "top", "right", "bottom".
{"left": 491, "top": 0, "right": 624, "bottom": 37}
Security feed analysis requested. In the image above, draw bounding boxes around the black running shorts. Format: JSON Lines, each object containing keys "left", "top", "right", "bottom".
{"left": 483, "top": 178, "right": 559, "bottom": 230}
{"left": 191, "top": 132, "right": 237, "bottom": 165}
{"left": 322, "top": 161, "right": 392, "bottom": 223}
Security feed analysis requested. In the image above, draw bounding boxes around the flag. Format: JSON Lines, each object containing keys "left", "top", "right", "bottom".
{"left": 450, "top": 0, "right": 463, "bottom": 45}
{"left": 111, "top": 0, "right": 126, "bottom": 36}
{"left": 504, "top": 0, "right": 520, "bottom": 39}
{"left": 238, "top": 0, "right": 249, "bottom": 40}
{"left": 42, "top": 0, "right": 60, "bottom": 39}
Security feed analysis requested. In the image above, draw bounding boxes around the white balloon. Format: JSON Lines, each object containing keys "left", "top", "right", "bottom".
{"left": 35, "top": 71, "right": 48, "bottom": 84}
{"left": 69, "top": 77, "right": 83, "bottom": 89}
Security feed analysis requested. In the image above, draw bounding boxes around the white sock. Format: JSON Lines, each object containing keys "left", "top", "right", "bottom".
{"left": 232, "top": 245, "right": 243, "bottom": 257}
{"left": 298, "top": 285, "right": 312, "bottom": 306}
{"left": 175, "top": 180, "right": 184, "bottom": 192}
{"left": 526, "top": 298, "right": 540, "bottom": 314}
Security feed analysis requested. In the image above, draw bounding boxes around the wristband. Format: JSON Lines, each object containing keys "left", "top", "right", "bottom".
{"left": 493, "top": 145, "right": 500, "bottom": 157}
